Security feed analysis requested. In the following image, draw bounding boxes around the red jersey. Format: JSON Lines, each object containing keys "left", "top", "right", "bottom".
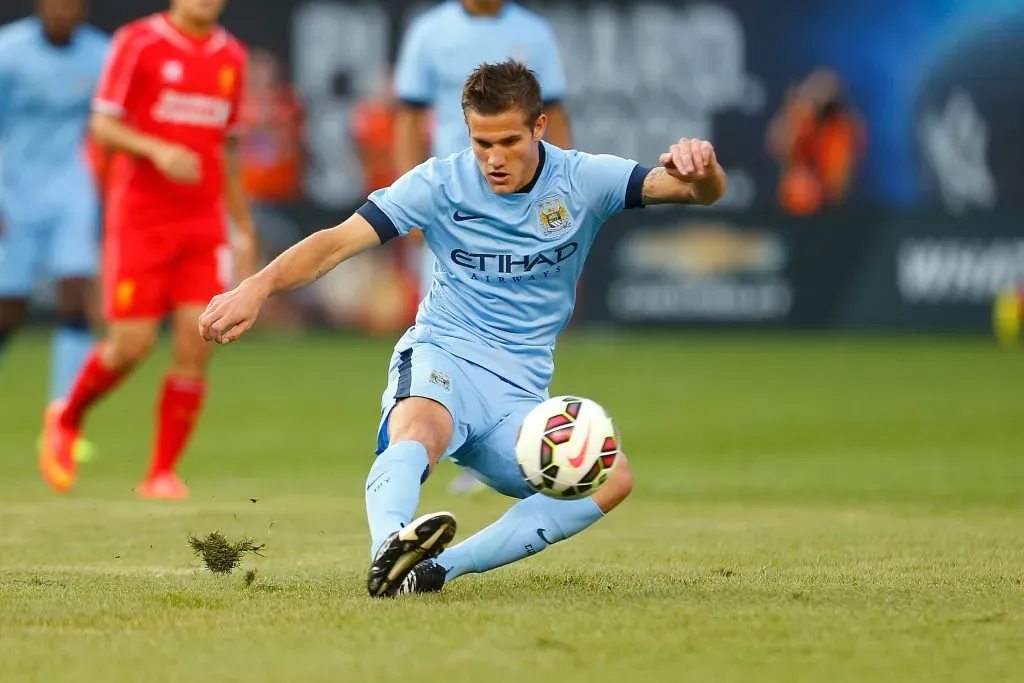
{"left": 93, "top": 13, "right": 247, "bottom": 225}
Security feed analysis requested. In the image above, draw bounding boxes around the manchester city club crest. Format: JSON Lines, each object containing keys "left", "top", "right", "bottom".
{"left": 536, "top": 195, "right": 573, "bottom": 239}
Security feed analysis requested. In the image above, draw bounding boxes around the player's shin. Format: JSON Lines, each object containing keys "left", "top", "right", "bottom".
{"left": 61, "top": 346, "right": 127, "bottom": 429}
{"left": 50, "top": 314, "right": 94, "bottom": 401}
{"left": 365, "top": 441, "right": 430, "bottom": 557}
{"left": 148, "top": 375, "right": 206, "bottom": 480}
{"left": 436, "top": 494, "right": 604, "bottom": 581}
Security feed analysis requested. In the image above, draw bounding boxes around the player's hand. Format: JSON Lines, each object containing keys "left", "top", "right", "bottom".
{"left": 151, "top": 143, "right": 201, "bottom": 184}
{"left": 659, "top": 138, "right": 718, "bottom": 183}
{"left": 198, "top": 280, "right": 266, "bottom": 345}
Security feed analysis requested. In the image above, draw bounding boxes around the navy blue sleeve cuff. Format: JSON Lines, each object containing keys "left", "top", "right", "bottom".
{"left": 357, "top": 200, "right": 399, "bottom": 244}
{"left": 399, "top": 98, "right": 430, "bottom": 109}
{"left": 625, "top": 164, "right": 652, "bottom": 210}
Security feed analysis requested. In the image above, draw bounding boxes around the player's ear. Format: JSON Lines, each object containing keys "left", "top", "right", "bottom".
{"left": 532, "top": 113, "right": 548, "bottom": 142}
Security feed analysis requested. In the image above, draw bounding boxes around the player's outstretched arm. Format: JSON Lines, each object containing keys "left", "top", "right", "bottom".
{"left": 198, "top": 214, "right": 382, "bottom": 344}
{"left": 642, "top": 137, "right": 727, "bottom": 206}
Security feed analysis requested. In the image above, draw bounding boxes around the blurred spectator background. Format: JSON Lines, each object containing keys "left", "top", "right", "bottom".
{"left": 3, "top": 0, "right": 1022, "bottom": 340}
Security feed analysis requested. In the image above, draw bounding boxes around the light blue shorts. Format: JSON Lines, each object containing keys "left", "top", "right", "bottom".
{"left": 376, "top": 340, "right": 543, "bottom": 499}
{"left": 0, "top": 192, "right": 100, "bottom": 297}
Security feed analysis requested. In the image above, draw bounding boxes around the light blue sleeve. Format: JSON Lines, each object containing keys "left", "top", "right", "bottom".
{"left": 0, "top": 41, "right": 12, "bottom": 136}
{"left": 572, "top": 152, "right": 649, "bottom": 221}
{"left": 360, "top": 159, "right": 439, "bottom": 241}
{"left": 531, "top": 21, "right": 567, "bottom": 103}
{"left": 393, "top": 18, "right": 435, "bottom": 105}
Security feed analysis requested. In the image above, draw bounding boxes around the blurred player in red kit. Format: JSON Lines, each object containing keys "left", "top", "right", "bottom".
{"left": 39, "top": 0, "right": 257, "bottom": 499}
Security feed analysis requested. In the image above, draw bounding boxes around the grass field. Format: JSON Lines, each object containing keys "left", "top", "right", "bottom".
{"left": 1, "top": 329, "right": 1023, "bottom": 683}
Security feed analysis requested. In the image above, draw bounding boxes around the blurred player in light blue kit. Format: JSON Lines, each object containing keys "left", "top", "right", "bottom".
{"left": 0, "top": 0, "right": 108, "bottom": 410}
{"left": 199, "top": 61, "right": 727, "bottom": 597}
{"left": 394, "top": 0, "right": 574, "bottom": 495}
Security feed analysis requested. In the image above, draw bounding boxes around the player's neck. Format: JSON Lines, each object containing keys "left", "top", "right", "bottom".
{"left": 513, "top": 143, "right": 544, "bottom": 194}
{"left": 43, "top": 31, "right": 73, "bottom": 48}
{"left": 166, "top": 10, "right": 217, "bottom": 39}
{"left": 460, "top": 0, "right": 504, "bottom": 17}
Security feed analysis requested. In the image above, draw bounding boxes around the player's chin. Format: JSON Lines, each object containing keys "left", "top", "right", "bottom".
{"left": 192, "top": 0, "right": 225, "bottom": 21}
{"left": 486, "top": 174, "right": 515, "bottom": 194}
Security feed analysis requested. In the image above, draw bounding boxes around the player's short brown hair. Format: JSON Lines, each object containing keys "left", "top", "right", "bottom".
{"left": 461, "top": 59, "right": 544, "bottom": 125}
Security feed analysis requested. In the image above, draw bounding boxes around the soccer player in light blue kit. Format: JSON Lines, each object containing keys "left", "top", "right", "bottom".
{"left": 199, "top": 61, "right": 726, "bottom": 597}
{"left": 394, "top": 0, "right": 574, "bottom": 495}
{"left": 0, "top": 0, "right": 108, "bottom": 405}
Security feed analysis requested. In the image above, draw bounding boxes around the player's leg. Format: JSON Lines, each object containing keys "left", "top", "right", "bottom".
{"left": 138, "top": 232, "right": 228, "bottom": 499}
{"left": 47, "top": 194, "right": 101, "bottom": 403}
{"left": 39, "top": 318, "right": 159, "bottom": 492}
{"left": 136, "top": 304, "right": 211, "bottom": 499}
{"left": 51, "top": 277, "right": 95, "bottom": 401}
{"left": 398, "top": 393, "right": 633, "bottom": 594}
{"left": 39, "top": 221, "right": 165, "bottom": 492}
{"left": 365, "top": 344, "right": 470, "bottom": 596}
{"left": 437, "top": 458, "right": 633, "bottom": 584}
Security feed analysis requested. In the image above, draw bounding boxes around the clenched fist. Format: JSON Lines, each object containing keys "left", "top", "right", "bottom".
{"left": 659, "top": 137, "right": 718, "bottom": 183}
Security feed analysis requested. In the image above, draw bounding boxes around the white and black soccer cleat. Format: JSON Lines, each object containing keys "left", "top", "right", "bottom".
{"left": 390, "top": 559, "right": 448, "bottom": 596}
{"left": 367, "top": 511, "right": 457, "bottom": 598}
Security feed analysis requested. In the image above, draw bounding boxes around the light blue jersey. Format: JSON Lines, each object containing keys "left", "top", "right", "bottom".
{"left": 395, "top": 1, "right": 567, "bottom": 159}
{"left": 0, "top": 18, "right": 108, "bottom": 293}
{"left": 0, "top": 18, "right": 108, "bottom": 225}
{"left": 359, "top": 142, "right": 649, "bottom": 398}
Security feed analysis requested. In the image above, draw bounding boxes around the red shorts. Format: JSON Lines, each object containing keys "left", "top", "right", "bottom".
{"left": 103, "top": 217, "right": 230, "bottom": 321}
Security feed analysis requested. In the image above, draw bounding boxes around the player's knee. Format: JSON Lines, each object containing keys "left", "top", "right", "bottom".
{"left": 55, "top": 277, "right": 94, "bottom": 319}
{"left": 388, "top": 398, "right": 453, "bottom": 468}
{"left": 104, "top": 324, "right": 158, "bottom": 371}
{"left": 169, "top": 308, "right": 214, "bottom": 379}
{"left": 170, "top": 339, "right": 213, "bottom": 379}
{"left": 595, "top": 457, "right": 633, "bottom": 513}
{"left": 389, "top": 422, "right": 448, "bottom": 468}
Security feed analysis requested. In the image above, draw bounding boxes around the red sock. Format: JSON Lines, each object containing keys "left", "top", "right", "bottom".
{"left": 61, "top": 348, "right": 126, "bottom": 429}
{"left": 149, "top": 375, "right": 206, "bottom": 479}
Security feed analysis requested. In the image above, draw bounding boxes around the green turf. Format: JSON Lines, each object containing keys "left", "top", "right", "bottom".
{"left": 1, "top": 329, "right": 1022, "bottom": 683}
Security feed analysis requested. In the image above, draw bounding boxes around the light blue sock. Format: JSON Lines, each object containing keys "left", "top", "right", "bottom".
{"left": 437, "top": 494, "right": 604, "bottom": 581}
{"left": 366, "top": 440, "right": 430, "bottom": 557}
{"left": 50, "top": 321, "right": 94, "bottom": 402}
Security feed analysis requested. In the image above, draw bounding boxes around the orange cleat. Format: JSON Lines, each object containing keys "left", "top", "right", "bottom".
{"left": 137, "top": 473, "right": 190, "bottom": 500}
{"left": 38, "top": 400, "right": 78, "bottom": 493}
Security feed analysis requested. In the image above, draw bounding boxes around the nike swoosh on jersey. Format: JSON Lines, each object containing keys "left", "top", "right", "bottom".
{"left": 453, "top": 210, "right": 485, "bottom": 222}
{"left": 536, "top": 528, "right": 554, "bottom": 545}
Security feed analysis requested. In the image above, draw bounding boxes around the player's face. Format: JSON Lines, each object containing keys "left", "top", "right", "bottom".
{"left": 172, "top": 0, "right": 227, "bottom": 26}
{"left": 466, "top": 108, "right": 547, "bottom": 194}
{"left": 36, "top": 0, "right": 85, "bottom": 41}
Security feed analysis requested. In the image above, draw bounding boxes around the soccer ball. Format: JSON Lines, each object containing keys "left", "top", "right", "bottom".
{"left": 515, "top": 396, "right": 621, "bottom": 500}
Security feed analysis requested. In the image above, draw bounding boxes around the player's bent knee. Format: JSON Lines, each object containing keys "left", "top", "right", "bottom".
{"left": 170, "top": 332, "right": 214, "bottom": 378}
{"left": 593, "top": 457, "right": 633, "bottom": 514}
{"left": 104, "top": 323, "right": 159, "bottom": 371}
{"left": 388, "top": 397, "right": 453, "bottom": 467}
